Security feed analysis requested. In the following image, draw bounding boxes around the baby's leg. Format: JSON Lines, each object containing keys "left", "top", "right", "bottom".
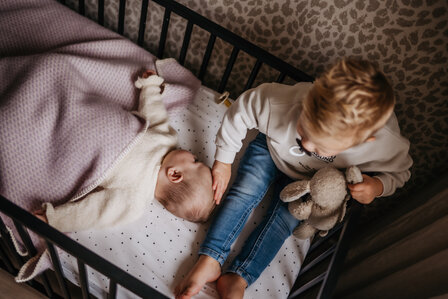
{"left": 175, "top": 133, "right": 278, "bottom": 298}
{"left": 224, "top": 174, "right": 300, "bottom": 290}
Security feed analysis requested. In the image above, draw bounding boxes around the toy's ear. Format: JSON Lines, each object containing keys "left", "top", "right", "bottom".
{"left": 345, "top": 166, "right": 363, "bottom": 184}
{"left": 280, "top": 180, "right": 311, "bottom": 202}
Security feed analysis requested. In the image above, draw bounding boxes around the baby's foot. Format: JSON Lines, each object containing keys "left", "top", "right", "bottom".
{"left": 174, "top": 255, "right": 221, "bottom": 299}
{"left": 216, "top": 273, "right": 247, "bottom": 299}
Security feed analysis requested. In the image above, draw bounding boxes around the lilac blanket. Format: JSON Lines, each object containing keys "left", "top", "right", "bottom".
{"left": 0, "top": 0, "right": 200, "bottom": 281}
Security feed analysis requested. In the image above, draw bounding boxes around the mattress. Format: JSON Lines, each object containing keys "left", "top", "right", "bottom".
{"left": 59, "top": 86, "right": 310, "bottom": 299}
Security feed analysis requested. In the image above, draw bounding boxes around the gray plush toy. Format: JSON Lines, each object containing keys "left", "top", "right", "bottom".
{"left": 280, "top": 166, "right": 363, "bottom": 239}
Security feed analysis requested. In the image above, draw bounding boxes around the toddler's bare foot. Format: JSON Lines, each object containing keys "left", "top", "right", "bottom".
{"left": 216, "top": 273, "right": 247, "bottom": 299}
{"left": 174, "top": 255, "right": 221, "bottom": 299}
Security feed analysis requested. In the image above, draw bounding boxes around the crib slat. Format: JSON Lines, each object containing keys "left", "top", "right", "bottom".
{"left": 108, "top": 280, "right": 117, "bottom": 299}
{"left": 276, "top": 72, "right": 286, "bottom": 83}
{"left": 0, "top": 218, "right": 23, "bottom": 267}
{"left": 12, "top": 220, "right": 55, "bottom": 297}
{"left": 46, "top": 241, "right": 72, "bottom": 299}
{"left": 158, "top": 8, "right": 171, "bottom": 58}
{"left": 298, "top": 244, "right": 336, "bottom": 278}
{"left": 0, "top": 243, "right": 15, "bottom": 274}
{"left": 179, "top": 21, "right": 194, "bottom": 66}
{"left": 77, "top": 259, "right": 90, "bottom": 299}
{"left": 218, "top": 47, "right": 240, "bottom": 93}
{"left": 13, "top": 220, "right": 37, "bottom": 256}
{"left": 244, "top": 59, "right": 263, "bottom": 91}
{"left": 118, "top": 0, "right": 126, "bottom": 35}
{"left": 308, "top": 223, "right": 343, "bottom": 254}
{"left": 198, "top": 34, "right": 216, "bottom": 81}
{"left": 288, "top": 272, "right": 325, "bottom": 298}
{"left": 98, "top": 0, "right": 105, "bottom": 26}
{"left": 137, "top": 0, "right": 149, "bottom": 46}
{"left": 78, "top": 0, "right": 85, "bottom": 15}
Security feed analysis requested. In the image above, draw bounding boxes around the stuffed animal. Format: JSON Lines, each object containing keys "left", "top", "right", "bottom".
{"left": 280, "top": 166, "right": 363, "bottom": 239}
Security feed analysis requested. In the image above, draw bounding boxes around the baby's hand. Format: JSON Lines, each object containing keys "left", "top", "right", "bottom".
{"left": 142, "top": 70, "right": 156, "bottom": 78}
{"left": 347, "top": 174, "right": 383, "bottom": 204}
{"left": 212, "top": 160, "right": 231, "bottom": 205}
{"left": 135, "top": 70, "right": 165, "bottom": 93}
{"left": 33, "top": 209, "right": 48, "bottom": 223}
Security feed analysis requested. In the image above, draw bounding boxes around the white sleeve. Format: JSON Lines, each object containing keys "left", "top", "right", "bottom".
{"left": 215, "top": 85, "right": 270, "bottom": 163}
{"left": 134, "top": 75, "right": 173, "bottom": 135}
{"left": 373, "top": 150, "right": 413, "bottom": 197}
{"left": 44, "top": 188, "right": 145, "bottom": 232}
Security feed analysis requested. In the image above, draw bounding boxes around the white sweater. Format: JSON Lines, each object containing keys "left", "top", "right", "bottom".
{"left": 44, "top": 75, "right": 178, "bottom": 232}
{"left": 215, "top": 82, "right": 413, "bottom": 197}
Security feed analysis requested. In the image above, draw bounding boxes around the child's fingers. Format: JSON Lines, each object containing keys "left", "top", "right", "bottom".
{"left": 214, "top": 186, "right": 223, "bottom": 204}
{"left": 347, "top": 182, "right": 365, "bottom": 192}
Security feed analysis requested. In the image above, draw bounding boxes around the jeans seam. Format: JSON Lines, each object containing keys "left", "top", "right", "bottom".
{"left": 221, "top": 177, "right": 276, "bottom": 254}
{"left": 198, "top": 247, "right": 227, "bottom": 265}
{"left": 236, "top": 198, "right": 283, "bottom": 277}
{"left": 226, "top": 267, "right": 253, "bottom": 286}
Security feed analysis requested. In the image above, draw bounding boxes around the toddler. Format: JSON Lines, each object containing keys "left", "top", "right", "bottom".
{"left": 175, "top": 58, "right": 413, "bottom": 299}
{"left": 34, "top": 71, "right": 215, "bottom": 232}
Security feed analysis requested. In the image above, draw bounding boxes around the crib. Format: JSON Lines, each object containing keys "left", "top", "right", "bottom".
{"left": 0, "top": 0, "right": 362, "bottom": 298}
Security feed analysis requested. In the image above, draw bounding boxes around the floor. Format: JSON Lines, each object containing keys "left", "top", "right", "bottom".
{"left": 0, "top": 268, "right": 46, "bottom": 299}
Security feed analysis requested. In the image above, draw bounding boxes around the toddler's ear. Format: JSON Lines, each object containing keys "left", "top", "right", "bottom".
{"left": 365, "top": 136, "right": 376, "bottom": 142}
{"left": 167, "top": 167, "right": 183, "bottom": 183}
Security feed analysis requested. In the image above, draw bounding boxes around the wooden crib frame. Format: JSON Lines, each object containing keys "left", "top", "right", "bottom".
{"left": 0, "top": 0, "right": 362, "bottom": 298}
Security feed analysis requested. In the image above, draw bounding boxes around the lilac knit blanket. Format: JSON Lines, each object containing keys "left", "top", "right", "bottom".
{"left": 0, "top": 0, "right": 200, "bottom": 281}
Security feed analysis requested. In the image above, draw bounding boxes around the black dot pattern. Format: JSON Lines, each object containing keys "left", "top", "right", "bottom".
{"left": 59, "top": 87, "right": 309, "bottom": 298}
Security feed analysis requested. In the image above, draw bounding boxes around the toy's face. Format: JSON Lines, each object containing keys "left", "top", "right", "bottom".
{"left": 310, "top": 167, "right": 347, "bottom": 210}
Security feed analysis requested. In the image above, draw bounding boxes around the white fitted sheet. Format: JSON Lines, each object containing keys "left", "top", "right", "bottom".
{"left": 59, "top": 86, "right": 309, "bottom": 299}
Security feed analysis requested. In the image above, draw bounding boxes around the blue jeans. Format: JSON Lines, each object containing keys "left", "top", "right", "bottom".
{"left": 199, "top": 133, "right": 300, "bottom": 286}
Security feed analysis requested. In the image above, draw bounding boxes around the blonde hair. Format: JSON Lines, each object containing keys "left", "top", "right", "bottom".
{"left": 302, "top": 58, "right": 395, "bottom": 145}
{"left": 158, "top": 177, "right": 215, "bottom": 223}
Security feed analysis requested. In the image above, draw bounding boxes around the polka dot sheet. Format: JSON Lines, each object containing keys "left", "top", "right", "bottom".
{"left": 59, "top": 86, "right": 310, "bottom": 298}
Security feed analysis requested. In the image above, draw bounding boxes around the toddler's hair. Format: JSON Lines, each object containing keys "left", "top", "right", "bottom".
{"left": 302, "top": 58, "right": 395, "bottom": 145}
{"left": 158, "top": 177, "right": 215, "bottom": 223}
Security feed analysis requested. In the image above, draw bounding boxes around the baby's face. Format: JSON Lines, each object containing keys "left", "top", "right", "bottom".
{"left": 296, "top": 114, "right": 354, "bottom": 157}
{"left": 164, "top": 149, "right": 212, "bottom": 180}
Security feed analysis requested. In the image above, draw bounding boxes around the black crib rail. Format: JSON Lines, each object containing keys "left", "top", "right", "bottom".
{"left": 0, "top": 195, "right": 167, "bottom": 299}
{"left": 68, "top": 0, "right": 313, "bottom": 94}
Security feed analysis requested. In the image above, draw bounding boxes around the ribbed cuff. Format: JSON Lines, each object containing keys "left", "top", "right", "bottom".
{"left": 214, "top": 148, "right": 236, "bottom": 164}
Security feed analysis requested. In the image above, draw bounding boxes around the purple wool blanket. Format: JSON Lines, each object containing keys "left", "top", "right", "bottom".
{"left": 0, "top": 0, "right": 200, "bottom": 281}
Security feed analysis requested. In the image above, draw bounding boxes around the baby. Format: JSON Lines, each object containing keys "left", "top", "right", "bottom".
{"left": 34, "top": 70, "right": 215, "bottom": 232}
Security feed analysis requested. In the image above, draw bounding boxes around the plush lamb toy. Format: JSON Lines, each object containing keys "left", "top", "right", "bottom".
{"left": 280, "top": 166, "right": 363, "bottom": 240}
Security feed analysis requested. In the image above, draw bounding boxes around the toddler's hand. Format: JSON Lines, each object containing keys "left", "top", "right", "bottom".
{"left": 212, "top": 160, "right": 231, "bottom": 205}
{"left": 33, "top": 209, "right": 48, "bottom": 224}
{"left": 348, "top": 174, "right": 383, "bottom": 204}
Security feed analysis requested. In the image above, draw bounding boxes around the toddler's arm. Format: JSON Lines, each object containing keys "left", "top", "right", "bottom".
{"left": 348, "top": 174, "right": 383, "bottom": 204}
{"left": 348, "top": 125, "right": 413, "bottom": 203}
{"left": 214, "top": 85, "right": 268, "bottom": 164}
{"left": 212, "top": 85, "right": 268, "bottom": 202}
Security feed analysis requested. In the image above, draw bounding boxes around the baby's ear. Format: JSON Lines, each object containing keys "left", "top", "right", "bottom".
{"left": 167, "top": 167, "right": 183, "bottom": 183}
{"left": 280, "top": 180, "right": 310, "bottom": 202}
